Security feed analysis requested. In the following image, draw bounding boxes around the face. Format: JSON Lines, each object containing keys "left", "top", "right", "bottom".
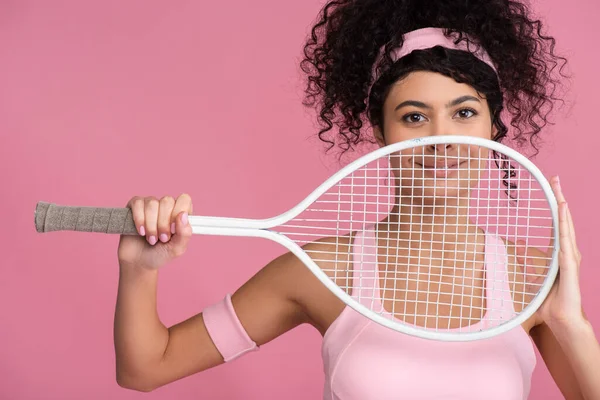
{"left": 375, "top": 71, "right": 496, "bottom": 204}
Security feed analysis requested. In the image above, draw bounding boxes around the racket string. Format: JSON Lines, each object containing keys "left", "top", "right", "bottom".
{"left": 280, "top": 144, "right": 554, "bottom": 332}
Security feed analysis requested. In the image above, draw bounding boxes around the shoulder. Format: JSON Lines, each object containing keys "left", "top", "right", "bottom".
{"left": 292, "top": 235, "right": 356, "bottom": 334}
{"left": 240, "top": 234, "right": 354, "bottom": 335}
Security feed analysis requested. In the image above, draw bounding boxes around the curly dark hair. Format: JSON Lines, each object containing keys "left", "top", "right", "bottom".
{"left": 300, "top": 0, "right": 568, "bottom": 156}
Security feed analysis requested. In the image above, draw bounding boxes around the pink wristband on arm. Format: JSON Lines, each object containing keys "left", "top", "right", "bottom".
{"left": 202, "top": 294, "right": 259, "bottom": 362}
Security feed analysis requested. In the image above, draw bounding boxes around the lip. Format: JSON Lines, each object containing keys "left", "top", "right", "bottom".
{"left": 414, "top": 160, "right": 468, "bottom": 178}
{"left": 414, "top": 160, "right": 467, "bottom": 169}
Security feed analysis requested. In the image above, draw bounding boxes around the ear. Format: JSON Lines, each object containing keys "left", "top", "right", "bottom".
{"left": 491, "top": 124, "right": 499, "bottom": 140}
{"left": 373, "top": 126, "right": 386, "bottom": 147}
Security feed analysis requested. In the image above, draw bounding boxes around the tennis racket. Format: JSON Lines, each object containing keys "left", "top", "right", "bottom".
{"left": 34, "top": 135, "right": 559, "bottom": 342}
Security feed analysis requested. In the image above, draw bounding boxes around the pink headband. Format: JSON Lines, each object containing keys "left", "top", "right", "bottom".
{"left": 372, "top": 27, "right": 497, "bottom": 84}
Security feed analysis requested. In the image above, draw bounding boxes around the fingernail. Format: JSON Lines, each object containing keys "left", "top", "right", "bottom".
{"left": 556, "top": 176, "right": 561, "bottom": 190}
{"left": 139, "top": 226, "right": 145, "bottom": 236}
{"left": 182, "top": 212, "right": 188, "bottom": 225}
{"left": 171, "top": 222, "right": 176, "bottom": 234}
{"left": 159, "top": 233, "right": 168, "bottom": 243}
{"left": 148, "top": 235, "right": 157, "bottom": 245}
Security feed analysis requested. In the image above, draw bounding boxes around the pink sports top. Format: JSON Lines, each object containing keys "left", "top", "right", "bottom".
{"left": 203, "top": 228, "right": 537, "bottom": 400}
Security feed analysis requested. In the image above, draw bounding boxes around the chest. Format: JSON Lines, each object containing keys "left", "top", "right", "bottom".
{"left": 324, "top": 322, "right": 535, "bottom": 400}
{"left": 375, "top": 247, "right": 488, "bottom": 329}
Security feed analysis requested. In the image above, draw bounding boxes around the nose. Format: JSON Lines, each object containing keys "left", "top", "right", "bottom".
{"left": 427, "top": 120, "right": 456, "bottom": 153}
{"left": 427, "top": 142, "right": 454, "bottom": 154}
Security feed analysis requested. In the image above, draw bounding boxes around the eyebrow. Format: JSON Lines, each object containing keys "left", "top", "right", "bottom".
{"left": 394, "top": 95, "right": 481, "bottom": 112}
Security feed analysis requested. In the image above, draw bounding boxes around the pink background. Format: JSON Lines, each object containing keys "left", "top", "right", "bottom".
{"left": 1, "top": 1, "right": 599, "bottom": 399}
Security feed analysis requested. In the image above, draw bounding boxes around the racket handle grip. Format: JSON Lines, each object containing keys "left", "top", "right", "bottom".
{"left": 35, "top": 202, "right": 138, "bottom": 235}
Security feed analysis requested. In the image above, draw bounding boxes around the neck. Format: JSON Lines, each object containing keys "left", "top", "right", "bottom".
{"left": 385, "top": 196, "right": 478, "bottom": 242}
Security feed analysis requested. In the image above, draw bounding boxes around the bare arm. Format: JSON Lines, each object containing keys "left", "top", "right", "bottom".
{"left": 532, "top": 319, "right": 600, "bottom": 400}
{"left": 115, "top": 250, "right": 312, "bottom": 391}
{"left": 113, "top": 194, "right": 313, "bottom": 392}
{"left": 528, "top": 177, "right": 600, "bottom": 400}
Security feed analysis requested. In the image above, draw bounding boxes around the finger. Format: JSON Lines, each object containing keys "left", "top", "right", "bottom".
{"left": 550, "top": 175, "right": 566, "bottom": 203}
{"left": 515, "top": 239, "right": 545, "bottom": 293}
{"left": 144, "top": 197, "right": 160, "bottom": 245}
{"left": 168, "top": 211, "right": 192, "bottom": 257}
{"left": 551, "top": 176, "right": 576, "bottom": 248}
{"left": 515, "top": 239, "right": 527, "bottom": 268}
{"left": 555, "top": 201, "right": 583, "bottom": 310}
{"left": 565, "top": 203, "right": 579, "bottom": 255}
{"left": 558, "top": 201, "right": 579, "bottom": 286}
{"left": 127, "top": 196, "right": 146, "bottom": 236}
{"left": 546, "top": 176, "right": 564, "bottom": 255}
{"left": 558, "top": 201, "right": 572, "bottom": 256}
{"left": 565, "top": 203, "right": 582, "bottom": 271}
{"left": 171, "top": 193, "right": 193, "bottom": 234}
{"left": 157, "top": 196, "right": 175, "bottom": 243}
{"left": 515, "top": 240, "right": 534, "bottom": 293}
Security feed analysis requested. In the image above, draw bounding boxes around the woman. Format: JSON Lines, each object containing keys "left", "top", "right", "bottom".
{"left": 113, "top": 0, "right": 600, "bottom": 398}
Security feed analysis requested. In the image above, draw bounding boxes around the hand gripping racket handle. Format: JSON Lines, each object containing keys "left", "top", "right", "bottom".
{"left": 35, "top": 202, "right": 137, "bottom": 235}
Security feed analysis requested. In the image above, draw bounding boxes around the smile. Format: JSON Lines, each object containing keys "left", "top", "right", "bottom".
{"left": 414, "top": 160, "right": 468, "bottom": 178}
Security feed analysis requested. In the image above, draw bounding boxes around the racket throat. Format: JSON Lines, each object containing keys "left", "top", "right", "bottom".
{"left": 188, "top": 215, "right": 280, "bottom": 237}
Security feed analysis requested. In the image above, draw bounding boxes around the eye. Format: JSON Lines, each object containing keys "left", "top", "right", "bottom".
{"left": 403, "top": 113, "right": 427, "bottom": 123}
{"left": 455, "top": 108, "right": 477, "bottom": 119}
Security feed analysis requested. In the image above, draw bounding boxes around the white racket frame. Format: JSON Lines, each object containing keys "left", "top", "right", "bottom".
{"left": 189, "top": 135, "right": 560, "bottom": 341}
